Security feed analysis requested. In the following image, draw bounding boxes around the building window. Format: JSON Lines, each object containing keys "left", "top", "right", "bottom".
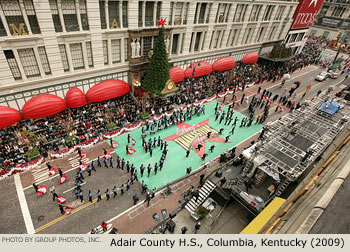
{"left": 194, "top": 32, "right": 201, "bottom": 51}
{"left": 320, "top": 5, "right": 329, "bottom": 16}
{"left": 38, "top": 46, "right": 51, "bottom": 75}
{"left": 172, "top": 34, "right": 179, "bottom": 54}
{"left": 216, "top": 3, "right": 228, "bottom": 23}
{"left": 268, "top": 26, "right": 277, "bottom": 41}
{"left": 122, "top": 1, "right": 128, "bottom": 27}
{"left": 0, "top": 17, "right": 7, "bottom": 36}
{"left": 156, "top": 2, "right": 161, "bottom": 21}
{"left": 297, "top": 32, "right": 305, "bottom": 41}
{"left": 138, "top": 1, "right": 143, "bottom": 27}
{"left": 49, "top": 0, "right": 63, "bottom": 32}
{"left": 198, "top": 3, "right": 207, "bottom": 24}
{"left": 214, "top": 30, "right": 221, "bottom": 49}
{"left": 275, "top": 6, "right": 286, "bottom": 20}
{"left": 234, "top": 4, "right": 248, "bottom": 22}
{"left": 108, "top": 1, "right": 120, "bottom": 28}
{"left": 124, "top": 38, "right": 129, "bottom": 61}
{"left": 332, "top": 6, "right": 345, "bottom": 17}
{"left": 99, "top": 1, "right": 106, "bottom": 29}
{"left": 249, "top": 5, "right": 262, "bottom": 22}
{"left": 59, "top": 44, "right": 70, "bottom": 71}
{"left": 180, "top": 33, "right": 185, "bottom": 53}
{"left": 86, "top": 41, "right": 93, "bottom": 67}
{"left": 0, "top": 0, "right": 28, "bottom": 35}
{"left": 70, "top": 43, "right": 84, "bottom": 69}
{"left": 79, "top": 0, "right": 89, "bottom": 30}
{"left": 183, "top": 3, "right": 189, "bottom": 24}
{"left": 102, "top": 40, "right": 108, "bottom": 65}
{"left": 111, "top": 39, "right": 121, "bottom": 63}
{"left": 145, "top": 2, "right": 154, "bottom": 26}
{"left": 201, "top": 31, "right": 206, "bottom": 50}
{"left": 4, "top": 50, "right": 21, "bottom": 80}
{"left": 174, "top": 2, "right": 183, "bottom": 25}
{"left": 257, "top": 27, "right": 266, "bottom": 42}
{"left": 263, "top": 5, "right": 275, "bottom": 21}
{"left": 18, "top": 48, "right": 40, "bottom": 78}
{"left": 206, "top": 3, "right": 211, "bottom": 23}
{"left": 189, "top": 32, "right": 194, "bottom": 51}
{"left": 23, "top": 0, "right": 40, "bottom": 34}
{"left": 244, "top": 27, "right": 253, "bottom": 44}
{"left": 142, "top": 36, "right": 152, "bottom": 56}
{"left": 62, "top": 0, "right": 79, "bottom": 32}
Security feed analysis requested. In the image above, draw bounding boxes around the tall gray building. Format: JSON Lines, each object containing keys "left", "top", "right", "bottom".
{"left": 310, "top": 0, "right": 350, "bottom": 41}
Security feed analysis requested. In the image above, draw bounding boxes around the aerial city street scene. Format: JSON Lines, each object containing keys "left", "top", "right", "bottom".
{"left": 0, "top": 0, "right": 350, "bottom": 235}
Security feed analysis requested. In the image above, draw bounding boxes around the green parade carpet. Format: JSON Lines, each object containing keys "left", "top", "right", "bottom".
{"left": 108, "top": 101, "right": 263, "bottom": 189}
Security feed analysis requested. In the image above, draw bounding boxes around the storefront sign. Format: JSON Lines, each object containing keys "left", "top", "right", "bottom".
{"left": 291, "top": 0, "right": 324, "bottom": 30}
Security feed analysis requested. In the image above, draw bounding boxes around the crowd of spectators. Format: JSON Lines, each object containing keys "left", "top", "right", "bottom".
{"left": 0, "top": 94, "right": 139, "bottom": 168}
{"left": 0, "top": 41, "right": 322, "bottom": 170}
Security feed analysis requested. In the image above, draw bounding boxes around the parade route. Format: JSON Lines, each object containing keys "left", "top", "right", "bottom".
{"left": 110, "top": 102, "right": 263, "bottom": 189}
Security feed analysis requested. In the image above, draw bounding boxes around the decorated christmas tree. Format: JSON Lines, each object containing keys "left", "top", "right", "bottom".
{"left": 142, "top": 19, "right": 170, "bottom": 95}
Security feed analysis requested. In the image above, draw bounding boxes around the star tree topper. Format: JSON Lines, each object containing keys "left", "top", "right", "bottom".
{"left": 156, "top": 17, "right": 167, "bottom": 28}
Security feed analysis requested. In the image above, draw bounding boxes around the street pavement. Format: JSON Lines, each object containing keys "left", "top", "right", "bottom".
{"left": 0, "top": 64, "right": 342, "bottom": 234}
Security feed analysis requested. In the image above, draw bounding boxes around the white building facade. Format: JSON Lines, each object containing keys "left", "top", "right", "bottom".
{"left": 310, "top": 0, "right": 350, "bottom": 41}
{"left": 0, "top": 0, "right": 298, "bottom": 110}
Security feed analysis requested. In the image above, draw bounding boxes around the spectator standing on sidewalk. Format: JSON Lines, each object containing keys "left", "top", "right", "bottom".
{"left": 145, "top": 191, "right": 151, "bottom": 207}
{"left": 133, "top": 194, "right": 139, "bottom": 205}
{"left": 194, "top": 222, "right": 201, "bottom": 234}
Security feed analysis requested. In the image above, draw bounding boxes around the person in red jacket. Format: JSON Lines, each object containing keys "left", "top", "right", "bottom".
{"left": 101, "top": 221, "right": 108, "bottom": 232}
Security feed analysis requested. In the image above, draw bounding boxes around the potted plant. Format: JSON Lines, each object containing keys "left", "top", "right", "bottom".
{"left": 194, "top": 206, "right": 210, "bottom": 219}
{"left": 140, "top": 111, "right": 150, "bottom": 119}
{"left": 106, "top": 122, "right": 117, "bottom": 131}
{"left": 65, "top": 135, "right": 76, "bottom": 145}
{"left": 26, "top": 147, "right": 40, "bottom": 161}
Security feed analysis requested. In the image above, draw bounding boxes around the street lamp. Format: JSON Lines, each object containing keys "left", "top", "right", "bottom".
{"left": 133, "top": 80, "right": 143, "bottom": 111}
{"left": 134, "top": 80, "right": 141, "bottom": 99}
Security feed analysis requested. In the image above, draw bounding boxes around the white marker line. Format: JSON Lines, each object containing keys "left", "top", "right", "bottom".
{"left": 23, "top": 151, "right": 116, "bottom": 191}
{"left": 33, "top": 171, "right": 47, "bottom": 176}
{"left": 63, "top": 182, "right": 86, "bottom": 194}
{"left": 68, "top": 155, "right": 80, "bottom": 161}
{"left": 14, "top": 173, "right": 35, "bottom": 234}
{"left": 33, "top": 174, "right": 48, "bottom": 180}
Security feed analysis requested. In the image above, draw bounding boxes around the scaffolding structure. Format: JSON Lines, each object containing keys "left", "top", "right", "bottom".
{"left": 244, "top": 94, "right": 350, "bottom": 196}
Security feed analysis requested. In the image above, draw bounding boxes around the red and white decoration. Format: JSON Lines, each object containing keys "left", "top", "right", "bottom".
{"left": 127, "top": 147, "right": 136, "bottom": 155}
{"left": 111, "top": 141, "right": 119, "bottom": 148}
{"left": 0, "top": 157, "right": 44, "bottom": 181}
{"left": 104, "top": 152, "right": 112, "bottom": 159}
{"left": 56, "top": 195, "right": 66, "bottom": 204}
{"left": 79, "top": 163, "right": 89, "bottom": 171}
{"left": 49, "top": 168, "right": 57, "bottom": 177}
{"left": 37, "top": 185, "right": 48, "bottom": 196}
{"left": 58, "top": 174, "right": 68, "bottom": 184}
{"left": 64, "top": 206, "right": 74, "bottom": 215}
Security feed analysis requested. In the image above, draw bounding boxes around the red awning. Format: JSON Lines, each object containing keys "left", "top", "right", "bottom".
{"left": 86, "top": 79, "right": 130, "bottom": 103}
{"left": 22, "top": 94, "right": 67, "bottom": 119}
{"left": 184, "top": 62, "right": 212, "bottom": 78}
{"left": 242, "top": 52, "right": 259, "bottom": 64}
{"left": 212, "top": 56, "right": 236, "bottom": 71}
{"left": 0, "top": 106, "right": 22, "bottom": 129}
{"left": 65, "top": 87, "right": 86, "bottom": 108}
{"left": 169, "top": 66, "right": 185, "bottom": 83}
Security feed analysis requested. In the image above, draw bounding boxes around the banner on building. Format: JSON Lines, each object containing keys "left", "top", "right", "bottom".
{"left": 291, "top": 0, "right": 324, "bottom": 30}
